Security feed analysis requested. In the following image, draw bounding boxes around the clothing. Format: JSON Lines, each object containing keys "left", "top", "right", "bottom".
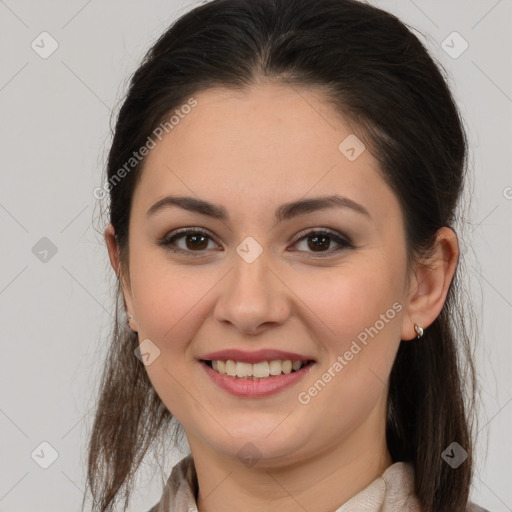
{"left": 146, "top": 454, "right": 490, "bottom": 512}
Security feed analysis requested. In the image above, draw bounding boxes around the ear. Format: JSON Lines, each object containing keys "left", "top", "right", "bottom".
{"left": 400, "top": 227, "right": 459, "bottom": 341}
{"left": 105, "top": 224, "right": 137, "bottom": 329}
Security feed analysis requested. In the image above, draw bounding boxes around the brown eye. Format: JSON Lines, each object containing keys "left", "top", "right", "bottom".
{"left": 159, "top": 228, "right": 219, "bottom": 254}
{"left": 306, "top": 234, "right": 331, "bottom": 252}
{"left": 183, "top": 232, "right": 209, "bottom": 250}
{"left": 292, "top": 228, "right": 353, "bottom": 258}
{"left": 158, "top": 227, "right": 353, "bottom": 258}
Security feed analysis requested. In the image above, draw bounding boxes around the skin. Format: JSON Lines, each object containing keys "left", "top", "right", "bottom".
{"left": 105, "top": 82, "right": 459, "bottom": 512}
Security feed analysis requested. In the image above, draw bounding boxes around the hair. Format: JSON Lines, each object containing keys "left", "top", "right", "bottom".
{"left": 84, "top": 1, "right": 479, "bottom": 511}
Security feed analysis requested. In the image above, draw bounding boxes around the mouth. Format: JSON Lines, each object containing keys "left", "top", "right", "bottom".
{"left": 201, "top": 359, "right": 315, "bottom": 380}
{"left": 200, "top": 356, "right": 316, "bottom": 398}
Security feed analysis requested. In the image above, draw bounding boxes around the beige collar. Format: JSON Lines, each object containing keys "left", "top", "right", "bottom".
{"left": 149, "top": 455, "right": 422, "bottom": 512}
{"left": 335, "top": 461, "right": 421, "bottom": 511}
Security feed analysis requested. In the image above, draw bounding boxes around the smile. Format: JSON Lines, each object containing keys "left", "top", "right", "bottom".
{"left": 200, "top": 358, "right": 316, "bottom": 397}
{"left": 205, "top": 359, "right": 311, "bottom": 379}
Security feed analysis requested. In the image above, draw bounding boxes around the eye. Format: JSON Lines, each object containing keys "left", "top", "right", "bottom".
{"left": 157, "top": 227, "right": 353, "bottom": 257}
{"left": 158, "top": 228, "right": 220, "bottom": 255}
{"left": 291, "top": 228, "right": 353, "bottom": 258}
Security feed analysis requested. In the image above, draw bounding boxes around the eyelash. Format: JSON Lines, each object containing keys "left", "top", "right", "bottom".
{"left": 157, "top": 227, "right": 353, "bottom": 258}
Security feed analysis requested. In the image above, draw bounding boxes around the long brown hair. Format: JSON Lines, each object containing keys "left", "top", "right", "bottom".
{"left": 84, "top": 1, "right": 479, "bottom": 510}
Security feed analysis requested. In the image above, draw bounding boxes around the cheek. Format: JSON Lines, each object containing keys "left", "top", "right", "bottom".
{"left": 128, "top": 248, "right": 207, "bottom": 351}
{"left": 295, "top": 259, "right": 405, "bottom": 348}
{"left": 294, "top": 264, "right": 404, "bottom": 427}
{"left": 128, "top": 257, "right": 210, "bottom": 421}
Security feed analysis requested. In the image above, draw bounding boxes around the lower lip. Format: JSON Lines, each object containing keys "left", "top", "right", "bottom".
{"left": 201, "top": 361, "right": 315, "bottom": 398}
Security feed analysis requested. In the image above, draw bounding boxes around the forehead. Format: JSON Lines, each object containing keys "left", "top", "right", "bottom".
{"left": 132, "top": 82, "right": 399, "bottom": 223}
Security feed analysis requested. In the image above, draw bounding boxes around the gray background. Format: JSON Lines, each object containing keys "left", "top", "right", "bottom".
{"left": 0, "top": 0, "right": 511, "bottom": 511}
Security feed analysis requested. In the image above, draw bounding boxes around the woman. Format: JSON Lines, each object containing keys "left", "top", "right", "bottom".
{"left": 84, "top": 0, "right": 489, "bottom": 511}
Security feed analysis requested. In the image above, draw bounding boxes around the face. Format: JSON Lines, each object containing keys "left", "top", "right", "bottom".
{"left": 116, "top": 82, "right": 414, "bottom": 467}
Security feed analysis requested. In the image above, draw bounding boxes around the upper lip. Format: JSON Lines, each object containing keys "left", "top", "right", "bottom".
{"left": 200, "top": 349, "right": 315, "bottom": 364}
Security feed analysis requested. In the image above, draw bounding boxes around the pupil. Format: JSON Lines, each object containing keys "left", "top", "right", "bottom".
{"left": 309, "top": 235, "right": 329, "bottom": 252}
{"left": 187, "top": 234, "right": 208, "bottom": 250}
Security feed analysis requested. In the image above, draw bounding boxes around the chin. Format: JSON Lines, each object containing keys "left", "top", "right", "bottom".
{"left": 198, "top": 421, "right": 314, "bottom": 468}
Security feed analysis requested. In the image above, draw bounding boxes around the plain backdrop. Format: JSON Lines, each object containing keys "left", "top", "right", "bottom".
{"left": 0, "top": 1, "right": 511, "bottom": 511}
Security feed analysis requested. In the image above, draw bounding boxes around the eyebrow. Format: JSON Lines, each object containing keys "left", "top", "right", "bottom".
{"left": 146, "top": 194, "right": 371, "bottom": 223}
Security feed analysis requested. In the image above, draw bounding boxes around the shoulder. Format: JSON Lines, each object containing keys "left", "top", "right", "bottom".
{"left": 143, "top": 455, "right": 197, "bottom": 512}
{"left": 383, "top": 463, "right": 492, "bottom": 512}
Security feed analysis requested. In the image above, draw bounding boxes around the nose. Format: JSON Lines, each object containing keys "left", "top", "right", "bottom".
{"left": 213, "top": 248, "right": 290, "bottom": 336}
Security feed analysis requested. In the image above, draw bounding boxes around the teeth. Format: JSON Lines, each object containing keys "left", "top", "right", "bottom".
{"left": 282, "top": 360, "right": 292, "bottom": 374}
{"left": 253, "top": 361, "right": 270, "bottom": 378}
{"left": 225, "top": 360, "right": 237, "bottom": 377}
{"left": 269, "top": 360, "right": 282, "bottom": 375}
{"left": 209, "top": 359, "right": 306, "bottom": 378}
{"left": 236, "top": 362, "right": 252, "bottom": 378}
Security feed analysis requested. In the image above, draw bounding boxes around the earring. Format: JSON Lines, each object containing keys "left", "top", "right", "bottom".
{"left": 414, "top": 324, "right": 424, "bottom": 339}
{"left": 126, "top": 313, "right": 137, "bottom": 332}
